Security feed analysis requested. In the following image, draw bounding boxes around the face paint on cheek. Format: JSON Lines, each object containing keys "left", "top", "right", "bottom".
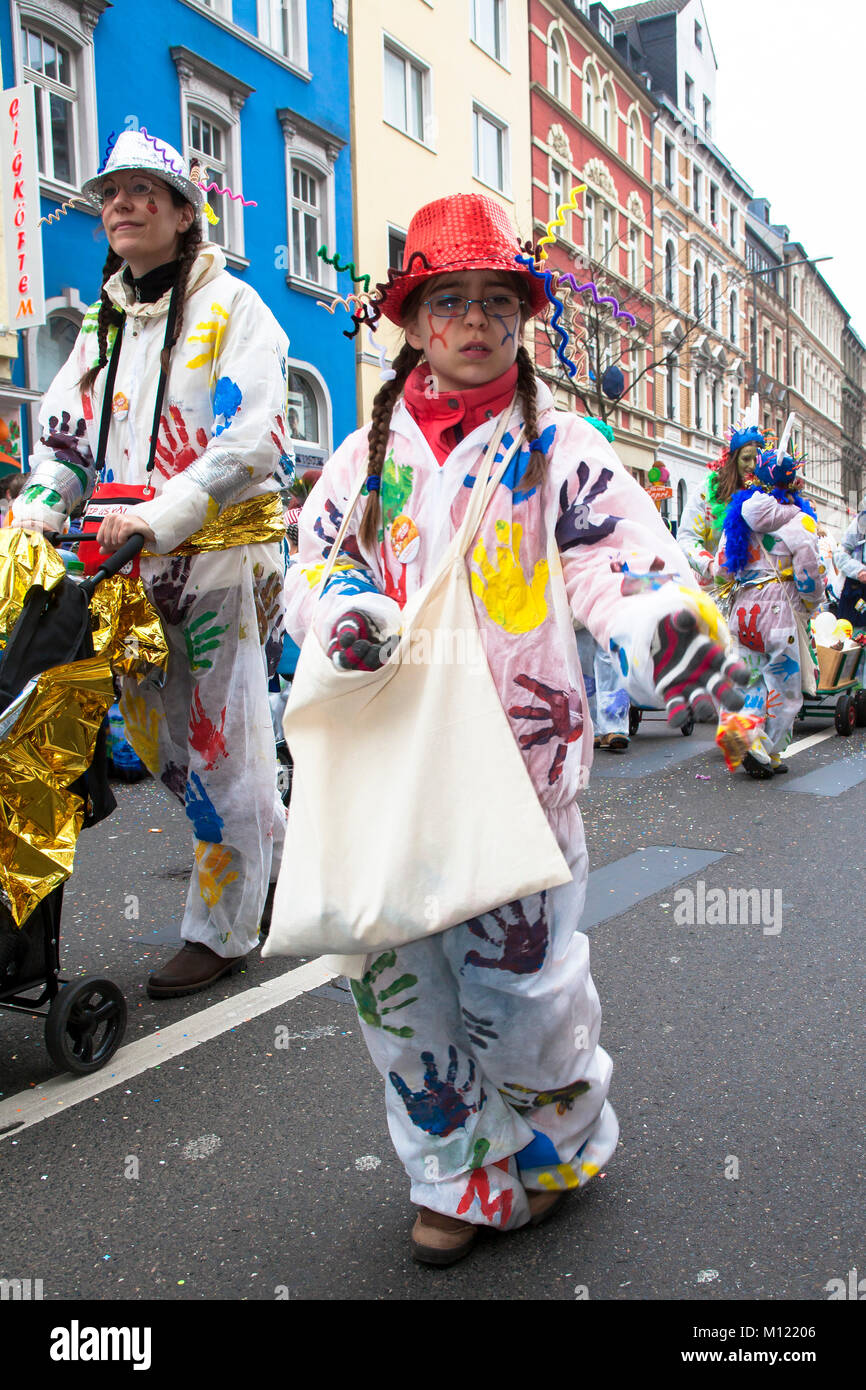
{"left": 426, "top": 312, "right": 451, "bottom": 351}
{"left": 493, "top": 313, "right": 518, "bottom": 347}
{"left": 147, "top": 200, "right": 158, "bottom": 214}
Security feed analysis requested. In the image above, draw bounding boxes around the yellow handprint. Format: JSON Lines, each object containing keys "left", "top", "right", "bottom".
{"left": 185, "top": 301, "right": 229, "bottom": 372}
{"left": 119, "top": 689, "right": 163, "bottom": 772}
{"left": 470, "top": 520, "right": 549, "bottom": 634}
{"left": 194, "top": 841, "right": 239, "bottom": 909}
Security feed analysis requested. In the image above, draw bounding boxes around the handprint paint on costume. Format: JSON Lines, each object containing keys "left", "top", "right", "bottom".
{"left": 252, "top": 563, "right": 283, "bottom": 644}
{"left": 389, "top": 1045, "right": 486, "bottom": 1137}
{"left": 470, "top": 521, "right": 549, "bottom": 633}
{"left": 185, "top": 771, "right": 223, "bottom": 842}
{"left": 189, "top": 689, "right": 228, "bottom": 771}
{"left": 461, "top": 1007, "right": 498, "bottom": 1051}
{"left": 153, "top": 405, "right": 209, "bottom": 479}
{"left": 508, "top": 673, "right": 583, "bottom": 785}
{"left": 119, "top": 689, "right": 163, "bottom": 772}
{"left": 185, "top": 301, "right": 229, "bottom": 371}
{"left": 40, "top": 411, "right": 93, "bottom": 483}
{"left": 194, "top": 841, "right": 239, "bottom": 909}
{"left": 500, "top": 1077, "right": 591, "bottom": 1116}
{"left": 456, "top": 1159, "right": 513, "bottom": 1226}
{"left": 269, "top": 414, "right": 295, "bottom": 487}
{"left": 487, "top": 424, "right": 557, "bottom": 505}
{"left": 160, "top": 760, "right": 188, "bottom": 803}
{"left": 603, "top": 688, "right": 631, "bottom": 720}
{"left": 463, "top": 894, "right": 549, "bottom": 975}
{"left": 183, "top": 610, "right": 230, "bottom": 672}
{"left": 767, "top": 652, "right": 799, "bottom": 683}
{"left": 212, "top": 376, "right": 243, "bottom": 436}
{"left": 555, "top": 463, "right": 620, "bottom": 550}
{"left": 149, "top": 557, "right": 195, "bottom": 627}
{"left": 380, "top": 450, "right": 414, "bottom": 533}
{"left": 350, "top": 950, "right": 419, "bottom": 1038}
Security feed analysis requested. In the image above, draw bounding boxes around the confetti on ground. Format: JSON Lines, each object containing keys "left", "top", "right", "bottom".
{"left": 354, "top": 1155, "right": 382, "bottom": 1172}
{"left": 181, "top": 1134, "right": 223, "bottom": 1160}
{"left": 696, "top": 1268, "right": 719, "bottom": 1283}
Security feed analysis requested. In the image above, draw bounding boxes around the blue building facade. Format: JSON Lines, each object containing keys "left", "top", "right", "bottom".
{"left": 0, "top": 0, "right": 356, "bottom": 469}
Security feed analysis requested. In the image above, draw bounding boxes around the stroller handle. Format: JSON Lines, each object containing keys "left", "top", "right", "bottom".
{"left": 79, "top": 534, "right": 145, "bottom": 598}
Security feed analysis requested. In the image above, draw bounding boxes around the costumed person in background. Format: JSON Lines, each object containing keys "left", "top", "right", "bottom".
{"left": 678, "top": 396, "right": 765, "bottom": 589}
{"left": 815, "top": 523, "right": 842, "bottom": 613}
{"left": 10, "top": 131, "right": 291, "bottom": 997}
{"left": 714, "top": 431, "right": 826, "bottom": 779}
{"left": 282, "top": 193, "right": 747, "bottom": 1264}
{"left": 833, "top": 497, "right": 866, "bottom": 627}
{"left": 576, "top": 416, "right": 630, "bottom": 751}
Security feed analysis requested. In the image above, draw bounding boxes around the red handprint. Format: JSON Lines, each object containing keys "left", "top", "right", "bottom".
{"left": 189, "top": 688, "right": 228, "bottom": 770}
{"left": 152, "top": 405, "right": 209, "bottom": 479}
{"left": 270, "top": 414, "right": 294, "bottom": 484}
{"left": 456, "top": 1159, "right": 513, "bottom": 1227}
{"left": 508, "top": 673, "right": 583, "bottom": 785}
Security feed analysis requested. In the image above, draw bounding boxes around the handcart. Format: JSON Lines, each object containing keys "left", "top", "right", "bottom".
{"left": 0, "top": 532, "right": 144, "bottom": 1074}
{"left": 628, "top": 703, "right": 695, "bottom": 738}
{"left": 797, "top": 637, "right": 866, "bottom": 737}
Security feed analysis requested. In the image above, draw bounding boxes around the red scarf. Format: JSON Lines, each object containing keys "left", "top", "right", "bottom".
{"left": 403, "top": 363, "right": 518, "bottom": 466}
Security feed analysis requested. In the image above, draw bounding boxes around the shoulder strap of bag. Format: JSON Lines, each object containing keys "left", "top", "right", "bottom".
{"left": 315, "top": 406, "right": 522, "bottom": 599}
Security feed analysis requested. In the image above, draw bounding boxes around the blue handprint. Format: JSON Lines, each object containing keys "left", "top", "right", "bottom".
{"left": 389, "top": 1046, "right": 486, "bottom": 1136}
{"left": 185, "top": 771, "right": 223, "bottom": 843}
{"left": 555, "top": 463, "right": 620, "bottom": 550}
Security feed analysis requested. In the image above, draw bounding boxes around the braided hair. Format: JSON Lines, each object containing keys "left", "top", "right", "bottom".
{"left": 79, "top": 187, "right": 202, "bottom": 395}
{"left": 357, "top": 274, "right": 550, "bottom": 549}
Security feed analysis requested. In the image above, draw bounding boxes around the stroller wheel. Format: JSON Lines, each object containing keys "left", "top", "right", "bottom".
{"left": 45, "top": 976, "right": 127, "bottom": 1074}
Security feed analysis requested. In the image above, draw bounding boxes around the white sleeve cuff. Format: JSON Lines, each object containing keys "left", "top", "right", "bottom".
{"left": 135, "top": 473, "right": 215, "bottom": 553}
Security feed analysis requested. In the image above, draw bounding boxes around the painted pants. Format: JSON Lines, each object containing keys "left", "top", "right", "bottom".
{"left": 350, "top": 803, "right": 619, "bottom": 1230}
{"left": 576, "top": 629, "right": 630, "bottom": 737}
{"left": 731, "top": 584, "right": 803, "bottom": 756}
{"left": 119, "top": 545, "right": 287, "bottom": 957}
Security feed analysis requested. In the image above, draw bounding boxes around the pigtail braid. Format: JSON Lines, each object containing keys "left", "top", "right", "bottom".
{"left": 516, "top": 344, "right": 548, "bottom": 491}
{"left": 358, "top": 341, "right": 423, "bottom": 550}
{"left": 160, "top": 218, "right": 203, "bottom": 377}
{"left": 79, "top": 247, "right": 124, "bottom": 394}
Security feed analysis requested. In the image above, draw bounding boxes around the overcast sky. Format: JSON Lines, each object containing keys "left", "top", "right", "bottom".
{"left": 697, "top": 0, "right": 866, "bottom": 336}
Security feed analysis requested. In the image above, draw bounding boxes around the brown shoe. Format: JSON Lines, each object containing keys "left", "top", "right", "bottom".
{"left": 411, "top": 1207, "right": 477, "bottom": 1266}
{"left": 526, "top": 1188, "right": 571, "bottom": 1226}
{"left": 600, "top": 732, "right": 629, "bottom": 752}
{"left": 146, "top": 942, "right": 248, "bottom": 999}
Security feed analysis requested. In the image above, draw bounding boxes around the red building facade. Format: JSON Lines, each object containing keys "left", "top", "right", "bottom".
{"left": 528, "top": 0, "right": 658, "bottom": 476}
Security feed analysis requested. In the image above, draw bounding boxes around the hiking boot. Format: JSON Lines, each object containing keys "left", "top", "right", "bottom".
{"left": 742, "top": 752, "right": 774, "bottom": 780}
{"left": 411, "top": 1207, "right": 477, "bottom": 1266}
{"left": 146, "top": 942, "right": 248, "bottom": 999}
{"left": 600, "top": 732, "right": 629, "bottom": 752}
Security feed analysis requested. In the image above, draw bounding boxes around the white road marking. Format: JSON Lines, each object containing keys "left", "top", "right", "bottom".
{"left": 786, "top": 729, "right": 837, "bottom": 757}
{"left": 0, "top": 957, "right": 337, "bottom": 1142}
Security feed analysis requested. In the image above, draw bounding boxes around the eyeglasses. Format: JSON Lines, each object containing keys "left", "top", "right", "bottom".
{"left": 424, "top": 292, "right": 523, "bottom": 319}
{"left": 96, "top": 176, "right": 161, "bottom": 207}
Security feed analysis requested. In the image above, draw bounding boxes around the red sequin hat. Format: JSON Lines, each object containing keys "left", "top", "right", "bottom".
{"left": 379, "top": 193, "right": 548, "bottom": 324}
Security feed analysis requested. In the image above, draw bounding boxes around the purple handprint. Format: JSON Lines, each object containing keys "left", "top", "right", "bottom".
{"left": 161, "top": 760, "right": 188, "bottom": 803}
{"left": 149, "top": 557, "right": 195, "bottom": 626}
{"left": 555, "top": 463, "right": 620, "bottom": 550}
{"left": 464, "top": 895, "right": 549, "bottom": 975}
{"left": 41, "top": 411, "right": 93, "bottom": 469}
{"left": 389, "top": 1046, "right": 486, "bottom": 1136}
{"left": 314, "top": 497, "right": 362, "bottom": 563}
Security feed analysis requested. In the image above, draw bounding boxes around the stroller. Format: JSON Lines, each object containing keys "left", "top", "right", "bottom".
{"left": 0, "top": 532, "right": 144, "bottom": 1075}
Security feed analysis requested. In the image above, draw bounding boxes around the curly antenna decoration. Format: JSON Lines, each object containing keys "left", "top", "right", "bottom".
{"left": 317, "top": 245, "right": 371, "bottom": 292}
{"left": 342, "top": 249, "right": 434, "bottom": 339}
{"left": 537, "top": 184, "right": 588, "bottom": 260}
{"left": 139, "top": 128, "right": 185, "bottom": 175}
{"left": 96, "top": 130, "right": 117, "bottom": 176}
{"left": 198, "top": 181, "right": 257, "bottom": 207}
{"left": 38, "top": 197, "right": 91, "bottom": 228}
{"left": 556, "top": 273, "right": 637, "bottom": 327}
{"left": 515, "top": 253, "right": 576, "bottom": 380}
{"left": 367, "top": 327, "right": 397, "bottom": 381}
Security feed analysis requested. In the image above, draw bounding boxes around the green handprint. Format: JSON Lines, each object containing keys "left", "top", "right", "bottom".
{"left": 350, "top": 950, "right": 419, "bottom": 1037}
{"left": 379, "top": 450, "right": 414, "bottom": 534}
{"left": 184, "top": 610, "right": 229, "bottom": 672}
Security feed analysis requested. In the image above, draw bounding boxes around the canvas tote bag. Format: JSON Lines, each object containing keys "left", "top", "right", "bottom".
{"left": 263, "top": 410, "right": 572, "bottom": 963}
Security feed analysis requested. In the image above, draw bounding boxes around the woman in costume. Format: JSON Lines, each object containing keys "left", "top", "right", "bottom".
{"left": 678, "top": 397, "right": 765, "bottom": 589}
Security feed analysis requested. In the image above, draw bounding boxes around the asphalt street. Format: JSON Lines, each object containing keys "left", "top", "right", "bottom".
{"left": 1, "top": 710, "right": 864, "bottom": 1317}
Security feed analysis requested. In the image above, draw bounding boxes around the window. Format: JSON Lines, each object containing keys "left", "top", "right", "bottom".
{"left": 703, "top": 96, "right": 712, "bottom": 135}
{"left": 685, "top": 74, "right": 694, "bottom": 113}
{"left": 286, "top": 363, "right": 332, "bottom": 466}
{"left": 21, "top": 20, "right": 78, "bottom": 184}
{"left": 712, "top": 381, "right": 720, "bottom": 436}
{"left": 792, "top": 346, "right": 800, "bottom": 390}
{"left": 601, "top": 204, "right": 612, "bottom": 264}
{"left": 472, "top": 0, "right": 506, "bottom": 64}
{"left": 710, "top": 275, "right": 719, "bottom": 330}
{"left": 584, "top": 191, "right": 595, "bottom": 257}
{"left": 694, "top": 370, "right": 703, "bottom": 429}
{"left": 549, "top": 29, "right": 566, "bottom": 101}
{"left": 629, "top": 225, "right": 640, "bottom": 285}
{"left": 473, "top": 104, "right": 509, "bottom": 193}
{"left": 628, "top": 113, "right": 641, "bottom": 169}
{"left": 384, "top": 40, "right": 430, "bottom": 144}
{"left": 188, "top": 111, "right": 229, "bottom": 248}
{"left": 677, "top": 478, "right": 688, "bottom": 521}
{"left": 729, "top": 205, "right": 737, "bottom": 250}
{"left": 584, "top": 66, "right": 599, "bottom": 130}
{"left": 664, "top": 138, "right": 674, "bottom": 191}
{"left": 729, "top": 290, "right": 738, "bottom": 344}
{"left": 598, "top": 13, "right": 613, "bottom": 44}
{"left": 693, "top": 260, "right": 703, "bottom": 318}
{"left": 692, "top": 165, "right": 702, "bottom": 215}
{"left": 666, "top": 353, "right": 677, "bottom": 420}
{"left": 550, "top": 162, "right": 566, "bottom": 224}
{"left": 694, "top": 20, "right": 703, "bottom": 50}
{"left": 258, "top": 0, "right": 306, "bottom": 65}
{"left": 774, "top": 336, "right": 782, "bottom": 380}
{"left": 387, "top": 226, "right": 406, "bottom": 272}
{"left": 35, "top": 308, "right": 81, "bottom": 392}
{"left": 290, "top": 164, "right": 322, "bottom": 282}
{"left": 763, "top": 327, "right": 770, "bottom": 374}
{"left": 709, "top": 182, "right": 718, "bottom": 226}
{"left": 664, "top": 240, "right": 675, "bottom": 302}
{"left": 601, "top": 84, "right": 615, "bottom": 147}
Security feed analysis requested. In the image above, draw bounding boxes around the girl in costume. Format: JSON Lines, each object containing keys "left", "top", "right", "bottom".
{"left": 833, "top": 497, "right": 866, "bottom": 626}
{"left": 283, "top": 194, "right": 746, "bottom": 1264}
{"left": 714, "top": 439, "right": 826, "bottom": 778}
{"left": 678, "top": 398, "right": 765, "bottom": 589}
{"left": 11, "top": 131, "right": 291, "bottom": 997}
